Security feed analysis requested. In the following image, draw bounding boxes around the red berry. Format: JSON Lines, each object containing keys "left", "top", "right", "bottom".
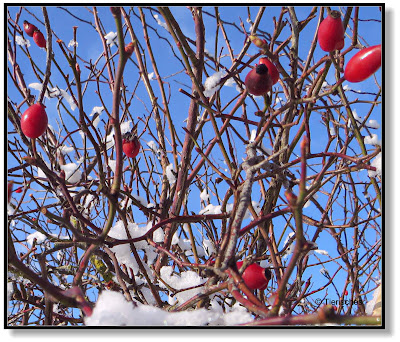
{"left": 344, "top": 45, "right": 382, "bottom": 83}
{"left": 318, "top": 10, "right": 345, "bottom": 52}
{"left": 259, "top": 57, "right": 279, "bottom": 85}
{"left": 122, "top": 132, "right": 140, "bottom": 158}
{"left": 125, "top": 42, "right": 135, "bottom": 57}
{"left": 21, "top": 103, "right": 48, "bottom": 139}
{"left": 236, "top": 261, "right": 271, "bottom": 290}
{"left": 244, "top": 64, "right": 273, "bottom": 96}
{"left": 15, "top": 187, "right": 23, "bottom": 193}
{"left": 23, "top": 20, "right": 38, "bottom": 37}
{"left": 344, "top": 290, "right": 348, "bottom": 296}
{"left": 33, "top": 30, "right": 46, "bottom": 48}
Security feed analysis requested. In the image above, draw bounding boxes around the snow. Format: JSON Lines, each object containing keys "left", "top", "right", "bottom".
{"left": 105, "top": 130, "right": 115, "bottom": 149}
{"left": 177, "top": 237, "right": 192, "bottom": 251}
{"left": 59, "top": 145, "right": 74, "bottom": 154}
{"left": 29, "top": 84, "right": 75, "bottom": 109}
{"left": 68, "top": 40, "right": 78, "bottom": 47}
{"left": 104, "top": 120, "right": 133, "bottom": 149}
{"left": 159, "top": 266, "right": 206, "bottom": 304}
{"left": 152, "top": 226, "right": 165, "bottom": 243}
{"left": 16, "top": 35, "right": 30, "bottom": 47}
{"left": 201, "top": 239, "right": 215, "bottom": 257}
{"left": 132, "top": 194, "right": 148, "bottom": 207}
{"left": 119, "top": 197, "right": 132, "bottom": 210}
{"left": 7, "top": 282, "right": 14, "bottom": 313}
{"left": 146, "top": 140, "right": 158, "bottom": 152}
{"left": 259, "top": 259, "right": 271, "bottom": 268}
{"left": 222, "top": 302, "right": 253, "bottom": 325}
{"left": 144, "top": 246, "right": 158, "bottom": 266}
{"left": 166, "top": 163, "right": 177, "bottom": 184}
{"left": 368, "top": 153, "right": 382, "bottom": 177}
{"left": 314, "top": 249, "right": 329, "bottom": 256}
{"left": 366, "top": 284, "right": 381, "bottom": 315}
{"left": 147, "top": 140, "right": 161, "bottom": 159}
{"left": 342, "top": 84, "right": 351, "bottom": 91}
{"left": 35, "top": 161, "right": 51, "bottom": 179}
{"left": 153, "top": 14, "right": 168, "bottom": 30}
{"left": 60, "top": 162, "right": 82, "bottom": 183}
{"left": 90, "top": 106, "right": 104, "bottom": 127}
{"left": 249, "top": 129, "right": 272, "bottom": 155}
{"left": 90, "top": 106, "right": 104, "bottom": 116}
{"left": 347, "top": 110, "right": 380, "bottom": 130}
{"left": 304, "top": 186, "right": 319, "bottom": 208}
{"left": 29, "top": 83, "right": 59, "bottom": 99}
{"left": 204, "top": 71, "right": 224, "bottom": 97}
{"left": 108, "top": 159, "right": 116, "bottom": 173}
{"left": 82, "top": 194, "right": 96, "bottom": 218}
{"left": 320, "top": 267, "right": 329, "bottom": 277}
{"left": 171, "top": 232, "right": 180, "bottom": 245}
{"left": 140, "top": 287, "right": 158, "bottom": 305}
{"left": 27, "top": 231, "right": 47, "bottom": 246}
{"left": 203, "top": 71, "right": 236, "bottom": 97}
{"left": 199, "top": 203, "right": 223, "bottom": 215}
{"left": 224, "top": 77, "right": 236, "bottom": 87}
{"left": 107, "top": 221, "right": 140, "bottom": 274}
{"left": 85, "top": 290, "right": 254, "bottom": 326}
{"left": 108, "top": 220, "right": 160, "bottom": 275}
{"left": 59, "top": 89, "right": 77, "bottom": 111}
{"left": 364, "top": 134, "right": 381, "bottom": 146}
{"left": 120, "top": 120, "right": 132, "bottom": 135}
{"left": 198, "top": 200, "right": 260, "bottom": 219}
{"left": 283, "top": 232, "right": 295, "bottom": 257}
{"left": 347, "top": 109, "right": 364, "bottom": 128}
{"left": 104, "top": 31, "right": 117, "bottom": 47}
{"left": 200, "top": 189, "right": 209, "bottom": 202}
{"left": 49, "top": 233, "right": 69, "bottom": 240}
{"left": 84, "top": 291, "right": 138, "bottom": 326}
{"left": 367, "top": 119, "right": 380, "bottom": 129}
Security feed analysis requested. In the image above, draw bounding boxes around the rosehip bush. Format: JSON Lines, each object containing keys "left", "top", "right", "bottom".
{"left": 7, "top": 6, "right": 382, "bottom": 327}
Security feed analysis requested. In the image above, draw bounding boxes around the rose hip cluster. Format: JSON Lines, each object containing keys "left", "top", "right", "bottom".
{"left": 245, "top": 9, "right": 381, "bottom": 96}
{"left": 317, "top": 10, "right": 381, "bottom": 83}
{"left": 19, "top": 21, "right": 50, "bottom": 139}
{"left": 23, "top": 20, "right": 46, "bottom": 48}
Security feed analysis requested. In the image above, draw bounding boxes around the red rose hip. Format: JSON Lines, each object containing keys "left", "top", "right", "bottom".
{"left": 318, "top": 10, "right": 345, "bottom": 52}
{"left": 122, "top": 131, "right": 140, "bottom": 158}
{"left": 21, "top": 103, "right": 48, "bottom": 138}
{"left": 23, "top": 20, "right": 38, "bottom": 37}
{"left": 33, "top": 30, "right": 46, "bottom": 48}
{"left": 125, "top": 42, "right": 135, "bottom": 57}
{"left": 244, "top": 64, "right": 273, "bottom": 96}
{"left": 236, "top": 261, "right": 271, "bottom": 290}
{"left": 344, "top": 45, "right": 382, "bottom": 83}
